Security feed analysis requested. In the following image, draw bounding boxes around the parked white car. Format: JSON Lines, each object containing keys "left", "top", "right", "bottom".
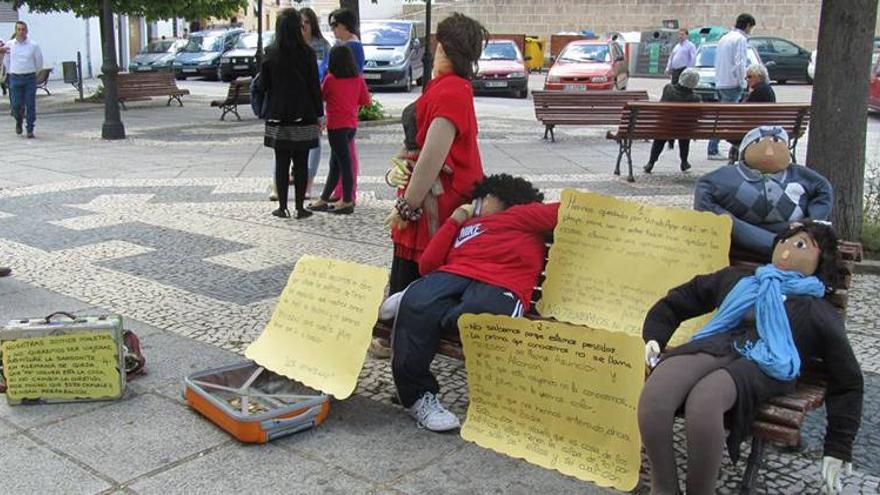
{"left": 807, "top": 50, "right": 816, "bottom": 81}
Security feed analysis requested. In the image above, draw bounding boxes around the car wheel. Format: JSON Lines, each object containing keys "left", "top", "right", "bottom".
{"left": 402, "top": 69, "right": 413, "bottom": 92}
{"left": 220, "top": 72, "right": 234, "bottom": 83}
{"left": 175, "top": 74, "right": 187, "bottom": 81}
{"left": 516, "top": 88, "right": 528, "bottom": 99}
{"left": 776, "top": 79, "right": 787, "bottom": 85}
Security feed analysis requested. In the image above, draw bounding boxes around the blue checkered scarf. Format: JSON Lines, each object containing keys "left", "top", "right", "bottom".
{"left": 690, "top": 265, "right": 825, "bottom": 381}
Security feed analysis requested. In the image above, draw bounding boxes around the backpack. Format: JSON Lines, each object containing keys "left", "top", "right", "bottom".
{"left": 250, "top": 72, "right": 269, "bottom": 119}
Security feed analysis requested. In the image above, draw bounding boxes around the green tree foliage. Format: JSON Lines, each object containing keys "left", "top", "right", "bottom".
{"left": 13, "top": 0, "right": 247, "bottom": 20}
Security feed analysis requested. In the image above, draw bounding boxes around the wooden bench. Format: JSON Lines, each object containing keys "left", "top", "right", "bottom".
{"left": 211, "top": 78, "right": 252, "bottom": 121}
{"left": 36, "top": 68, "right": 52, "bottom": 95}
{"left": 606, "top": 102, "right": 812, "bottom": 182}
{"left": 532, "top": 90, "right": 650, "bottom": 142}
{"left": 115, "top": 71, "right": 190, "bottom": 110}
{"left": 374, "top": 237, "right": 862, "bottom": 494}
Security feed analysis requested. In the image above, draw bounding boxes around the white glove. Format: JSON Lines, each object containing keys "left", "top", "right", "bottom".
{"left": 386, "top": 157, "right": 412, "bottom": 189}
{"left": 821, "top": 456, "right": 852, "bottom": 494}
{"left": 645, "top": 340, "right": 660, "bottom": 368}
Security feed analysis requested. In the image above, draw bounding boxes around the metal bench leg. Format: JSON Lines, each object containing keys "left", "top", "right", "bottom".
{"left": 740, "top": 436, "right": 766, "bottom": 495}
{"left": 232, "top": 105, "right": 241, "bottom": 121}
{"left": 168, "top": 95, "right": 183, "bottom": 107}
{"left": 118, "top": 100, "right": 127, "bottom": 111}
{"left": 40, "top": 87, "right": 50, "bottom": 96}
{"left": 549, "top": 125, "right": 555, "bottom": 143}
{"left": 219, "top": 105, "right": 229, "bottom": 121}
{"left": 625, "top": 140, "right": 635, "bottom": 182}
{"left": 543, "top": 124, "right": 549, "bottom": 141}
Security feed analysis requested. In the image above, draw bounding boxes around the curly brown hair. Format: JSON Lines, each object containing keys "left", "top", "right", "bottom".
{"left": 436, "top": 13, "right": 488, "bottom": 80}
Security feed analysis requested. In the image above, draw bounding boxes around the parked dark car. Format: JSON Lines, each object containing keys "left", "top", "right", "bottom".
{"left": 472, "top": 39, "right": 529, "bottom": 98}
{"left": 173, "top": 28, "right": 244, "bottom": 80}
{"left": 219, "top": 31, "right": 274, "bottom": 82}
{"left": 361, "top": 20, "right": 424, "bottom": 92}
{"left": 748, "top": 36, "right": 812, "bottom": 84}
{"left": 129, "top": 39, "right": 184, "bottom": 73}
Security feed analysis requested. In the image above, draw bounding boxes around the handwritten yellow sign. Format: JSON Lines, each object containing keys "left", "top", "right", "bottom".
{"left": 459, "top": 314, "right": 643, "bottom": 491}
{"left": 1, "top": 332, "right": 122, "bottom": 402}
{"left": 539, "top": 190, "right": 730, "bottom": 345}
{"left": 245, "top": 255, "right": 388, "bottom": 399}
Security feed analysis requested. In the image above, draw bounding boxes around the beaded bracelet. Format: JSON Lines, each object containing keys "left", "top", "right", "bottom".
{"left": 395, "top": 197, "right": 423, "bottom": 221}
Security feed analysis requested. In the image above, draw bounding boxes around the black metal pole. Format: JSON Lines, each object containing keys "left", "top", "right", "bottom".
{"left": 256, "top": 0, "right": 263, "bottom": 67}
{"left": 421, "top": 0, "right": 432, "bottom": 92}
{"left": 76, "top": 51, "right": 84, "bottom": 101}
{"left": 101, "top": 0, "right": 125, "bottom": 140}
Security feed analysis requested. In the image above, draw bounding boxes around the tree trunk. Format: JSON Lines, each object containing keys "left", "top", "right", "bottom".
{"left": 100, "top": 0, "right": 125, "bottom": 140}
{"left": 807, "top": 1, "right": 878, "bottom": 241}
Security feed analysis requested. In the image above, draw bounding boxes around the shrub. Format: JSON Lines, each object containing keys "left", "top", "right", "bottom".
{"left": 358, "top": 97, "right": 387, "bottom": 122}
{"left": 862, "top": 160, "right": 880, "bottom": 256}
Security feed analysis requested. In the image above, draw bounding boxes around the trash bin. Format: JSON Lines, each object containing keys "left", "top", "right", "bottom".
{"left": 525, "top": 36, "right": 545, "bottom": 72}
{"left": 62, "top": 61, "right": 78, "bottom": 84}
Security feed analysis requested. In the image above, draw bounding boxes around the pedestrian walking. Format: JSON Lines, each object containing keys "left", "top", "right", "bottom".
{"left": 308, "top": 45, "right": 371, "bottom": 215}
{"left": 643, "top": 68, "right": 702, "bottom": 174}
{"left": 1, "top": 21, "right": 43, "bottom": 138}
{"left": 707, "top": 13, "right": 755, "bottom": 160}
{"left": 300, "top": 7, "right": 332, "bottom": 200}
{"left": 262, "top": 8, "right": 323, "bottom": 220}
{"left": 665, "top": 28, "right": 696, "bottom": 85}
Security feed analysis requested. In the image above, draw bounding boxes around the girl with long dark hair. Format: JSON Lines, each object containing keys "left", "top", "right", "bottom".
{"left": 300, "top": 7, "right": 331, "bottom": 199}
{"left": 262, "top": 8, "right": 323, "bottom": 219}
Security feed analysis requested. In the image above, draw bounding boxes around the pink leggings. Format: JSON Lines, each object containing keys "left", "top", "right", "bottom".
{"left": 638, "top": 353, "right": 738, "bottom": 495}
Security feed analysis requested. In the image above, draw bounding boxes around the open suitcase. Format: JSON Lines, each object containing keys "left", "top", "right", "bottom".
{"left": 184, "top": 361, "right": 330, "bottom": 443}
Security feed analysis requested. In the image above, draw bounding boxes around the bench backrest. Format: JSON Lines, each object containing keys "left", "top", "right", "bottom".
{"left": 613, "top": 101, "right": 811, "bottom": 141}
{"left": 35, "top": 68, "right": 52, "bottom": 85}
{"left": 227, "top": 78, "right": 252, "bottom": 103}
{"left": 116, "top": 71, "right": 182, "bottom": 98}
{"left": 533, "top": 90, "right": 650, "bottom": 125}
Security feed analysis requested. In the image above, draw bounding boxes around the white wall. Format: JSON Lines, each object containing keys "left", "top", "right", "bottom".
{"left": 2, "top": 6, "right": 104, "bottom": 81}
{"left": 361, "top": 0, "right": 404, "bottom": 20}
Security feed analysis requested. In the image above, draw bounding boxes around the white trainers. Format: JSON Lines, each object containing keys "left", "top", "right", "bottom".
{"left": 408, "top": 392, "right": 460, "bottom": 432}
{"left": 378, "top": 291, "right": 405, "bottom": 321}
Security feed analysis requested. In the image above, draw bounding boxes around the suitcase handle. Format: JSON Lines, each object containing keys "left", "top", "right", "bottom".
{"left": 44, "top": 311, "right": 81, "bottom": 323}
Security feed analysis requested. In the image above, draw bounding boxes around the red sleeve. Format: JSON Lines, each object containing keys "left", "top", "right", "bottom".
{"left": 505, "top": 202, "right": 561, "bottom": 233}
{"left": 423, "top": 81, "right": 472, "bottom": 136}
{"left": 358, "top": 77, "right": 371, "bottom": 107}
{"left": 321, "top": 74, "right": 333, "bottom": 100}
{"left": 418, "top": 218, "right": 461, "bottom": 275}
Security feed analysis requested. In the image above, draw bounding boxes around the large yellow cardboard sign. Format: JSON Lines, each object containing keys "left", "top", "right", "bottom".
{"left": 2, "top": 332, "right": 121, "bottom": 402}
{"left": 245, "top": 255, "right": 388, "bottom": 399}
{"left": 459, "top": 314, "right": 643, "bottom": 491}
{"left": 539, "top": 190, "right": 731, "bottom": 345}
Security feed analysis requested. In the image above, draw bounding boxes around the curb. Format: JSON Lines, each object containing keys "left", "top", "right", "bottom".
{"left": 358, "top": 118, "right": 401, "bottom": 128}
{"left": 855, "top": 258, "right": 880, "bottom": 275}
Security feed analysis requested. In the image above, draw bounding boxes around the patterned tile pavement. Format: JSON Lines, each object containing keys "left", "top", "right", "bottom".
{"left": 1, "top": 173, "right": 878, "bottom": 493}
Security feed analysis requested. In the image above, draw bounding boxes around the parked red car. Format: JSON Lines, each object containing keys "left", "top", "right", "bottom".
{"left": 544, "top": 39, "right": 628, "bottom": 91}
{"left": 472, "top": 39, "right": 529, "bottom": 98}
{"left": 869, "top": 50, "right": 880, "bottom": 112}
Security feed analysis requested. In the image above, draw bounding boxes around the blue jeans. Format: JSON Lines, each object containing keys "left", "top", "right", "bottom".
{"left": 9, "top": 73, "right": 37, "bottom": 131}
{"left": 307, "top": 144, "right": 321, "bottom": 182}
{"left": 707, "top": 87, "right": 744, "bottom": 155}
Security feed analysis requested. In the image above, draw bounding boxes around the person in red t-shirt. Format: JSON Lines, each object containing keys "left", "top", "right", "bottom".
{"left": 390, "top": 174, "right": 560, "bottom": 432}
{"left": 308, "top": 45, "right": 371, "bottom": 214}
{"left": 384, "top": 13, "right": 488, "bottom": 295}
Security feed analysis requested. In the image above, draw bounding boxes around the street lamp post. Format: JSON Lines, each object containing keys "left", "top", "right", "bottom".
{"left": 255, "top": 0, "right": 263, "bottom": 67}
{"left": 100, "top": 0, "right": 125, "bottom": 140}
{"left": 421, "top": 0, "right": 432, "bottom": 92}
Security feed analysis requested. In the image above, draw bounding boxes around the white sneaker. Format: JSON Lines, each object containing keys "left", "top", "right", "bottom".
{"left": 408, "top": 392, "right": 460, "bottom": 432}
{"left": 378, "top": 291, "right": 405, "bottom": 321}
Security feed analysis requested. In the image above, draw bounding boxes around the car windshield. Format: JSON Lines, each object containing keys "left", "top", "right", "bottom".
{"left": 696, "top": 45, "right": 760, "bottom": 67}
{"left": 141, "top": 40, "right": 174, "bottom": 54}
{"left": 181, "top": 34, "right": 223, "bottom": 53}
{"left": 361, "top": 22, "right": 410, "bottom": 46}
{"left": 558, "top": 44, "right": 608, "bottom": 63}
{"left": 481, "top": 42, "right": 518, "bottom": 60}
{"left": 235, "top": 32, "right": 274, "bottom": 49}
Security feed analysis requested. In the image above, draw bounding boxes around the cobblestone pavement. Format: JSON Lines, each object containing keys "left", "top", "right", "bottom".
{"left": 1, "top": 85, "right": 878, "bottom": 493}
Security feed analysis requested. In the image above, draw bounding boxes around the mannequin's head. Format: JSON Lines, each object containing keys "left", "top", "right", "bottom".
{"left": 771, "top": 221, "right": 844, "bottom": 290}
{"left": 470, "top": 174, "right": 544, "bottom": 216}
{"left": 740, "top": 126, "right": 791, "bottom": 174}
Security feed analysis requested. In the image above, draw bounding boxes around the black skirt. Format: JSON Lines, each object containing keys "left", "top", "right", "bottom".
{"left": 264, "top": 120, "right": 319, "bottom": 151}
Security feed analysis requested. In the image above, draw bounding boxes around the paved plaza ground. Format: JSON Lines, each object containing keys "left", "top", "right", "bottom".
{"left": 0, "top": 77, "right": 878, "bottom": 494}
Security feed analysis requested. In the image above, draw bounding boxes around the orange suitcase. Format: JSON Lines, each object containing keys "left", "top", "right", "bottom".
{"left": 184, "top": 361, "right": 330, "bottom": 443}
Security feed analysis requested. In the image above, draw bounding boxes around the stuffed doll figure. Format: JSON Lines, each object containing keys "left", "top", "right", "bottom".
{"left": 694, "top": 126, "right": 833, "bottom": 262}
{"left": 639, "top": 221, "right": 862, "bottom": 495}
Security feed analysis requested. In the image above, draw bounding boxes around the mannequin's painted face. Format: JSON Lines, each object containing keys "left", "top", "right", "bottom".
{"left": 772, "top": 231, "right": 821, "bottom": 275}
{"left": 743, "top": 134, "right": 791, "bottom": 174}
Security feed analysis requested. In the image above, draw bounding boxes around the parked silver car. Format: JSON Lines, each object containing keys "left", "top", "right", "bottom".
{"left": 693, "top": 43, "right": 762, "bottom": 102}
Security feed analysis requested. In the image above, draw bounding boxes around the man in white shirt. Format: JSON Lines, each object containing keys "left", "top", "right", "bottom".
{"left": 665, "top": 28, "right": 696, "bottom": 86}
{"left": 0, "top": 21, "right": 43, "bottom": 138}
{"left": 707, "top": 13, "right": 755, "bottom": 159}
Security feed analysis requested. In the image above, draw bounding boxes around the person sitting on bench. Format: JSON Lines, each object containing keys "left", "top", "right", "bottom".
{"left": 389, "top": 174, "right": 559, "bottom": 432}
{"left": 694, "top": 125, "right": 833, "bottom": 262}
{"left": 639, "top": 221, "right": 863, "bottom": 495}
